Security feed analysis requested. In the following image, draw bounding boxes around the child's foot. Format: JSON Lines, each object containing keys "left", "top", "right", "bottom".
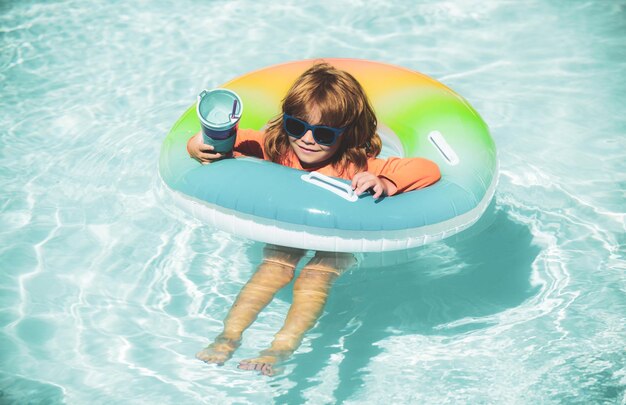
{"left": 237, "top": 350, "right": 291, "bottom": 376}
{"left": 195, "top": 335, "right": 240, "bottom": 365}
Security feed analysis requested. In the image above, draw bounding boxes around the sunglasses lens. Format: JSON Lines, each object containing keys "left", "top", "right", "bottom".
{"left": 313, "top": 128, "right": 336, "bottom": 145}
{"left": 285, "top": 117, "right": 306, "bottom": 137}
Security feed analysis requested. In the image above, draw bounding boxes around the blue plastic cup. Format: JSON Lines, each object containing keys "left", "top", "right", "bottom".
{"left": 196, "top": 89, "right": 243, "bottom": 154}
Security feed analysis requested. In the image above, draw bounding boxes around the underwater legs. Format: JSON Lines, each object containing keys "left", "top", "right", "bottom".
{"left": 196, "top": 245, "right": 305, "bottom": 365}
{"left": 238, "top": 251, "right": 355, "bottom": 375}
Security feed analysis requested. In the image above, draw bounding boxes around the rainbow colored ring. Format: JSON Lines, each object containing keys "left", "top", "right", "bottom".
{"left": 159, "top": 59, "right": 498, "bottom": 252}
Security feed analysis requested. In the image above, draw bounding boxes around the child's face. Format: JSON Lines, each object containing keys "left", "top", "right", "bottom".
{"left": 287, "top": 105, "right": 341, "bottom": 168}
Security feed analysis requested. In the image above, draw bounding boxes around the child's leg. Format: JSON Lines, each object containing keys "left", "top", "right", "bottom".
{"left": 196, "top": 245, "right": 306, "bottom": 365}
{"left": 238, "top": 251, "right": 356, "bottom": 375}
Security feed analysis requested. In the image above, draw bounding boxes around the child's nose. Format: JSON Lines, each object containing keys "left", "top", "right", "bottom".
{"left": 301, "top": 130, "right": 316, "bottom": 144}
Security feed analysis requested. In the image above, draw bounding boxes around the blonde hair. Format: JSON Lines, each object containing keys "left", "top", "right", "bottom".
{"left": 264, "top": 61, "right": 382, "bottom": 176}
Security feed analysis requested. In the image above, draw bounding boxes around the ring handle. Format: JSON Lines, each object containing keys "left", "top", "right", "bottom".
{"left": 301, "top": 171, "right": 358, "bottom": 202}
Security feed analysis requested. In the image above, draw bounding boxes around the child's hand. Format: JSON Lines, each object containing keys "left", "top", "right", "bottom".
{"left": 351, "top": 172, "right": 397, "bottom": 199}
{"left": 187, "top": 132, "right": 226, "bottom": 164}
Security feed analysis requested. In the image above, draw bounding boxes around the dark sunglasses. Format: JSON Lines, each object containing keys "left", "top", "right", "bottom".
{"left": 283, "top": 114, "right": 346, "bottom": 146}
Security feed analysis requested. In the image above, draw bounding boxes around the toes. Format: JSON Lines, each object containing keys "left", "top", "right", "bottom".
{"left": 237, "top": 361, "right": 262, "bottom": 371}
{"left": 237, "top": 360, "right": 255, "bottom": 370}
{"left": 237, "top": 360, "right": 274, "bottom": 375}
{"left": 196, "top": 355, "right": 222, "bottom": 365}
{"left": 261, "top": 364, "right": 273, "bottom": 376}
{"left": 196, "top": 348, "right": 229, "bottom": 365}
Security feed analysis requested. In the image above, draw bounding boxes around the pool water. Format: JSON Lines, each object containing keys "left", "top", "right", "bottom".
{"left": 1, "top": 0, "right": 625, "bottom": 403}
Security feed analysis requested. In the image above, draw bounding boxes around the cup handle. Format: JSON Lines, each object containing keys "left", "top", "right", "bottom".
{"left": 198, "top": 90, "right": 208, "bottom": 103}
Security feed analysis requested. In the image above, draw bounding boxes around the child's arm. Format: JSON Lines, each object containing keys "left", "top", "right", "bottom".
{"left": 187, "top": 132, "right": 226, "bottom": 164}
{"left": 366, "top": 156, "right": 441, "bottom": 196}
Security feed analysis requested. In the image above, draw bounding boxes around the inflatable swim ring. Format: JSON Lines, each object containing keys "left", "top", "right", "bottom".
{"left": 159, "top": 59, "right": 497, "bottom": 252}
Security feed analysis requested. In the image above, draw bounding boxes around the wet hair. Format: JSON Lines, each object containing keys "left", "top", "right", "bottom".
{"left": 263, "top": 61, "right": 382, "bottom": 176}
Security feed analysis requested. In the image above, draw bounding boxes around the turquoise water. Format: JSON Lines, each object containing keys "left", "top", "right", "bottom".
{"left": 1, "top": 0, "right": 625, "bottom": 403}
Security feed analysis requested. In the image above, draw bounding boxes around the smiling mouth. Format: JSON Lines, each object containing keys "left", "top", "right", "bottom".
{"left": 298, "top": 144, "right": 318, "bottom": 153}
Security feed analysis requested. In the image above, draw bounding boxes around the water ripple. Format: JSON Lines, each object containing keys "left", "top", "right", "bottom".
{"left": 1, "top": 0, "right": 625, "bottom": 403}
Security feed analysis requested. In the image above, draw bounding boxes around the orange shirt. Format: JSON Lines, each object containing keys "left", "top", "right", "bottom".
{"left": 233, "top": 129, "right": 441, "bottom": 195}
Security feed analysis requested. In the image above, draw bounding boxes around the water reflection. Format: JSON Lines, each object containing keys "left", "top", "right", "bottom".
{"left": 272, "top": 201, "right": 541, "bottom": 403}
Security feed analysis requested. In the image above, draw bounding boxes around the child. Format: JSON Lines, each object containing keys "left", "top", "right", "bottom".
{"left": 188, "top": 62, "right": 441, "bottom": 375}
